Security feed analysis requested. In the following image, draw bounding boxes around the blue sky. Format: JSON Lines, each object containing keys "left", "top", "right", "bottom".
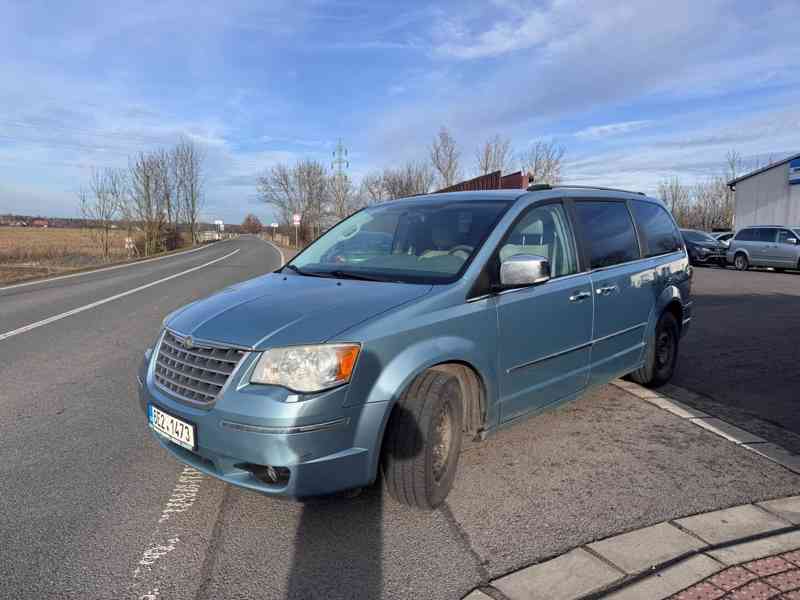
{"left": 1, "top": 0, "right": 799, "bottom": 224}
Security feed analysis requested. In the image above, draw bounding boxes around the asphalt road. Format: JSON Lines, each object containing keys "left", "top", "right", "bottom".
{"left": 669, "top": 265, "right": 800, "bottom": 452}
{"left": 2, "top": 236, "right": 798, "bottom": 600}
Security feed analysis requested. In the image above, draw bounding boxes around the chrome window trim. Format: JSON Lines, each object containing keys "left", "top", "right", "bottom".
{"left": 467, "top": 250, "right": 685, "bottom": 304}
{"left": 507, "top": 321, "right": 648, "bottom": 374}
{"left": 165, "top": 327, "right": 254, "bottom": 351}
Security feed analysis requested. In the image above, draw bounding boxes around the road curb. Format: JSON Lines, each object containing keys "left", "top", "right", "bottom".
{"left": 609, "top": 380, "right": 800, "bottom": 475}
{"left": 461, "top": 381, "right": 800, "bottom": 600}
{"left": 463, "top": 497, "right": 800, "bottom": 600}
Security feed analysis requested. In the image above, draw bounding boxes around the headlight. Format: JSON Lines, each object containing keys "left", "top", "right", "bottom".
{"left": 696, "top": 247, "right": 710, "bottom": 254}
{"left": 250, "top": 344, "right": 361, "bottom": 393}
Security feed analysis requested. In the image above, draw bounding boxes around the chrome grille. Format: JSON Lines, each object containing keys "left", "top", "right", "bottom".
{"left": 154, "top": 330, "right": 246, "bottom": 404}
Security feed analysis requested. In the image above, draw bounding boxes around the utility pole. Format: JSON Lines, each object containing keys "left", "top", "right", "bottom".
{"left": 331, "top": 138, "right": 349, "bottom": 176}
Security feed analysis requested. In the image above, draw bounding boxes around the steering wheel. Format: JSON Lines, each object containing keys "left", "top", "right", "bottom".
{"left": 447, "top": 245, "right": 473, "bottom": 257}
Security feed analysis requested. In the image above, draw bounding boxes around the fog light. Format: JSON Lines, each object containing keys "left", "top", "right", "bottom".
{"left": 236, "top": 463, "right": 290, "bottom": 486}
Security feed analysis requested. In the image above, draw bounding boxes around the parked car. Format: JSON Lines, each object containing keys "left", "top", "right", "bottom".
{"left": 139, "top": 186, "right": 692, "bottom": 509}
{"left": 680, "top": 229, "right": 727, "bottom": 266}
{"left": 727, "top": 225, "right": 800, "bottom": 271}
{"left": 713, "top": 231, "right": 734, "bottom": 247}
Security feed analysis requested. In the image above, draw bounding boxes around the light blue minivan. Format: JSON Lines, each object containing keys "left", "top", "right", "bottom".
{"left": 139, "top": 185, "right": 692, "bottom": 509}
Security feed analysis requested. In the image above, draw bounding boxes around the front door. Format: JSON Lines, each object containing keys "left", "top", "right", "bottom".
{"left": 774, "top": 229, "right": 799, "bottom": 267}
{"left": 751, "top": 228, "right": 776, "bottom": 266}
{"left": 572, "top": 200, "right": 654, "bottom": 385}
{"left": 496, "top": 202, "right": 593, "bottom": 422}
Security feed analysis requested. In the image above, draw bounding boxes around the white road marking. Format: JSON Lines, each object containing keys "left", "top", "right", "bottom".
{"left": 132, "top": 466, "right": 206, "bottom": 599}
{"left": 0, "top": 241, "right": 220, "bottom": 293}
{"left": 256, "top": 235, "right": 287, "bottom": 265}
{"left": 0, "top": 248, "right": 240, "bottom": 342}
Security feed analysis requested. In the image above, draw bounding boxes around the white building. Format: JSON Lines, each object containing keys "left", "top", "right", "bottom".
{"left": 729, "top": 153, "right": 800, "bottom": 229}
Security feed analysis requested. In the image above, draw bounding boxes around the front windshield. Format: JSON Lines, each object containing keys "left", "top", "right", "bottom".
{"left": 793, "top": 228, "right": 800, "bottom": 238}
{"left": 287, "top": 200, "right": 511, "bottom": 284}
{"left": 682, "top": 230, "right": 717, "bottom": 243}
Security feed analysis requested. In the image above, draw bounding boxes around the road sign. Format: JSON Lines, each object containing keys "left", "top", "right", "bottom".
{"left": 292, "top": 214, "right": 301, "bottom": 226}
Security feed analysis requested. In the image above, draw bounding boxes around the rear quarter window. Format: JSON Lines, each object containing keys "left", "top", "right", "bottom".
{"left": 630, "top": 200, "right": 681, "bottom": 257}
{"left": 574, "top": 201, "right": 640, "bottom": 268}
{"left": 735, "top": 229, "right": 755, "bottom": 241}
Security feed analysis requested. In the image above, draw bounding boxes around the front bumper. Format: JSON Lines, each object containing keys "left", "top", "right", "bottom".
{"left": 691, "top": 250, "right": 726, "bottom": 265}
{"left": 137, "top": 356, "right": 389, "bottom": 498}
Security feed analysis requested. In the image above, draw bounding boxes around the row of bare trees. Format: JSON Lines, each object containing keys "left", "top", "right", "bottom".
{"left": 658, "top": 150, "right": 743, "bottom": 231}
{"left": 79, "top": 139, "right": 204, "bottom": 258}
{"left": 256, "top": 127, "right": 566, "bottom": 243}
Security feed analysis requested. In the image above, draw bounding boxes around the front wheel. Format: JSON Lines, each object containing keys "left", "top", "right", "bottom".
{"left": 382, "top": 370, "right": 464, "bottom": 510}
{"left": 629, "top": 312, "right": 680, "bottom": 388}
{"left": 734, "top": 253, "right": 749, "bottom": 271}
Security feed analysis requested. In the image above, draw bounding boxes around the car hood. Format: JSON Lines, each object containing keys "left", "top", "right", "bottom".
{"left": 165, "top": 273, "right": 432, "bottom": 349}
{"left": 690, "top": 240, "right": 724, "bottom": 249}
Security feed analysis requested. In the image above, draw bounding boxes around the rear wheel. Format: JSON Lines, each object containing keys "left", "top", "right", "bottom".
{"left": 382, "top": 370, "right": 464, "bottom": 509}
{"left": 734, "top": 253, "right": 749, "bottom": 271}
{"left": 629, "top": 312, "right": 680, "bottom": 388}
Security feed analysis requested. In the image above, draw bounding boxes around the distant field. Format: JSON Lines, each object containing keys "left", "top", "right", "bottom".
{"left": 0, "top": 227, "right": 130, "bottom": 284}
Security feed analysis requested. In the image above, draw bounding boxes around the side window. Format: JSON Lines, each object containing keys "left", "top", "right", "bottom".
{"left": 630, "top": 200, "right": 680, "bottom": 257}
{"left": 778, "top": 230, "right": 797, "bottom": 245}
{"left": 575, "top": 201, "right": 640, "bottom": 268}
{"left": 756, "top": 228, "right": 776, "bottom": 243}
{"left": 735, "top": 228, "right": 753, "bottom": 241}
{"left": 499, "top": 203, "right": 578, "bottom": 277}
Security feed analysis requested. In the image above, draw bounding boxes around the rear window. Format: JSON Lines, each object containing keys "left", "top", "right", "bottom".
{"left": 630, "top": 200, "right": 681, "bottom": 256}
{"left": 574, "top": 201, "right": 640, "bottom": 268}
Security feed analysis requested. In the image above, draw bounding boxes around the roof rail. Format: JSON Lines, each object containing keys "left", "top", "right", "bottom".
{"left": 527, "top": 183, "right": 645, "bottom": 196}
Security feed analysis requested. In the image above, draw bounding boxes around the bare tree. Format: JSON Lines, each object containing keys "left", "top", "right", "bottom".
{"left": 658, "top": 177, "right": 691, "bottom": 226}
{"left": 257, "top": 159, "right": 328, "bottom": 243}
{"left": 476, "top": 135, "right": 512, "bottom": 175}
{"left": 382, "top": 161, "right": 434, "bottom": 199}
{"left": 430, "top": 126, "right": 461, "bottom": 188}
{"left": 241, "top": 214, "right": 263, "bottom": 234}
{"left": 129, "top": 151, "right": 166, "bottom": 256}
{"left": 174, "top": 139, "right": 204, "bottom": 244}
{"left": 329, "top": 173, "right": 355, "bottom": 222}
{"left": 519, "top": 140, "right": 565, "bottom": 185}
{"left": 79, "top": 168, "right": 121, "bottom": 260}
{"left": 359, "top": 172, "right": 388, "bottom": 206}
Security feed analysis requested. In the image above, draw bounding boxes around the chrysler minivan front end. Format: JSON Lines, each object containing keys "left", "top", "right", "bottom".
{"left": 138, "top": 330, "right": 392, "bottom": 497}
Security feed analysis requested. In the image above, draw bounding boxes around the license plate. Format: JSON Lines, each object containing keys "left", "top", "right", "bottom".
{"left": 148, "top": 404, "right": 196, "bottom": 451}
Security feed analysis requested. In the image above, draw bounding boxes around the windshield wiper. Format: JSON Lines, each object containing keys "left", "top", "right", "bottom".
{"left": 282, "top": 263, "right": 306, "bottom": 275}
{"left": 284, "top": 264, "right": 391, "bottom": 282}
{"left": 327, "top": 270, "right": 390, "bottom": 282}
{"left": 282, "top": 264, "right": 333, "bottom": 279}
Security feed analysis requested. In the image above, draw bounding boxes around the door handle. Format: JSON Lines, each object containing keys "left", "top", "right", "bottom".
{"left": 569, "top": 291, "right": 591, "bottom": 302}
{"left": 596, "top": 285, "right": 619, "bottom": 296}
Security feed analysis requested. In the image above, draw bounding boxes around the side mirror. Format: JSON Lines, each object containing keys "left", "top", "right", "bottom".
{"left": 499, "top": 254, "right": 550, "bottom": 288}
{"left": 787, "top": 237, "right": 798, "bottom": 245}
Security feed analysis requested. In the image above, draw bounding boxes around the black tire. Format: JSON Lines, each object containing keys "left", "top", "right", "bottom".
{"left": 628, "top": 312, "right": 680, "bottom": 388}
{"left": 734, "top": 253, "right": 749, "bottom": 271}
{"left": 382, "top": 370, "right": 464, "bottom": 510}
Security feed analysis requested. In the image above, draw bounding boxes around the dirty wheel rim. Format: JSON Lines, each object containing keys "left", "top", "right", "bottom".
{"left": 736, "top": 255, "right": 745, "bottom": 269}
{"left": 655, "top": 330, "right": 673, "bottom": 370}
{"left": 432, "top": 401, "right": 453, "bottom": 483}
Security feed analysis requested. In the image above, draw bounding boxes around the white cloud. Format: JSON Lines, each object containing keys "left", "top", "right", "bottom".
{"left": 574, "top": 120, "right": 653, "bottom": 139}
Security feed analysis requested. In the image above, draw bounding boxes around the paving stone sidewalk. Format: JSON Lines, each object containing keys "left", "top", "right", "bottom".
{"left": 669, "top": 551, "right": 800, "bottom": 600}
{"left": 463, "top": 498, "right": 800, "bottom": 600}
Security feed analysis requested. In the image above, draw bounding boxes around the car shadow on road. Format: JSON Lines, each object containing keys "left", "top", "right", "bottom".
{"left": 285, "top": 403, "right": 422, "bottom": 600}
